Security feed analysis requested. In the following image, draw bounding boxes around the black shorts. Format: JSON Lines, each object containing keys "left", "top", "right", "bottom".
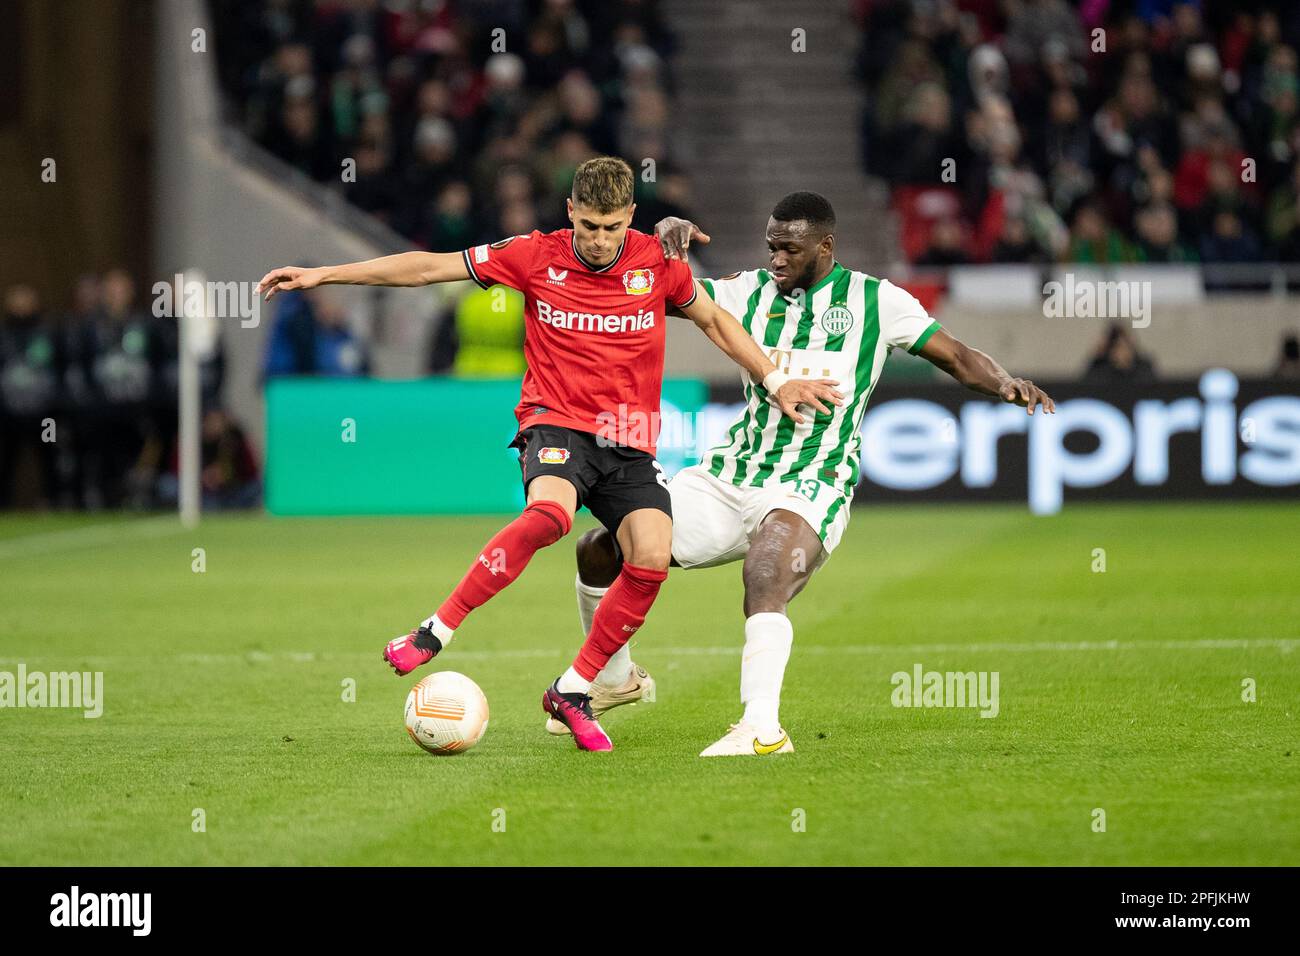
{"left": 510, "top": 424, "right": 671, "bottom": 535}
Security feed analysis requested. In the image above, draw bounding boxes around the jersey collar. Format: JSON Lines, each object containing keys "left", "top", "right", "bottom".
{"left": 571, "top": 232, "right": 627, "bottom": 273}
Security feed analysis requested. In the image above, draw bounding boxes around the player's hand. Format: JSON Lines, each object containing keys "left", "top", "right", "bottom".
{"left": 256, "top": 266, "right": 322, "bottom": 301}
{"left": 655, "top": 216, "right": 711, "bottom": 261}
{"left": 999, "top": 378, "right": 1056, "bottom": 415}
{"left": 774, "top": 379, "right": 845, "bottom": 424}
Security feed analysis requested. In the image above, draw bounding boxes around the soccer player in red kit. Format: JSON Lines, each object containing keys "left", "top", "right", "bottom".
{"left": 257, "top": 157, "right": 842, "bottom": 750}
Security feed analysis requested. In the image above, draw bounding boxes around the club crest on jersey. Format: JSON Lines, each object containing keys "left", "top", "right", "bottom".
{"left": 622, "top": 269, "right": 654, "bottom": 295}
{"left": 538, "top": 446, "right": 570, "bottom": 465}
{"left": 820, "top": 305, "right": 854, "bottom": 336}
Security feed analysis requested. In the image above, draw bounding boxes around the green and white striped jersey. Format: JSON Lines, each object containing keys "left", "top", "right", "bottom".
{"left": 698, "top": 262, "right": 942, "bottom": 495}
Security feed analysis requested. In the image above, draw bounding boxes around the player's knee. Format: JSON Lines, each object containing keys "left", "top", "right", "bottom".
{"left": 576, "top": 527, "right": 621, "bottom": 587}
{"left": 525, "top": 499, "right": 572, "bottom": 546}
{"left": 626, "top": 548, "right": 670, "bottom": 572}
{"left": 617, "top": 510, "right": 673, "bottom": 571}
{"left": 623, "top": 544, "right": 671, "bottom": 571}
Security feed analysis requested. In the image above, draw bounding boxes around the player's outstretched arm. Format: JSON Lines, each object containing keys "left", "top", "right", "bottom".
{"left": 918, "top": 328, "right": 1056, "bottom": 415}
{"left": 257, "top": 252, "right": 470, "bottom": 300}
{"left": 680, "top": 281, "right": 845, "bottom": 425}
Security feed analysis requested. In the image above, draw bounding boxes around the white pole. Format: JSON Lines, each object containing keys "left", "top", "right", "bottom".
{"left": 178, "top": 270, "right": 203, "bottom": 529}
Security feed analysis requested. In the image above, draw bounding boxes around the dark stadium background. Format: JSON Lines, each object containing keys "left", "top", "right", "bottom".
{"left": 2, "top": 0, "right": 1296, "bottom": 513}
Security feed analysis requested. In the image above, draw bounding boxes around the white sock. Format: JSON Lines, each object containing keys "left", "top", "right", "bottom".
{"left": 575, "top": 573, "right": 607, "bottom": 636}
{"left": 556, "top": 666, "right": 592, "bottom": 695}
{"left": 421, "top": 614, "right": 455, "bottom": 647}
{"left": 740, "top": 612, "right": 793, "bottom": 738}
{"left": 577, "top": 574, "right": 630, "bottom": 688}
{"left": 594, "top": 644, "right": 632, "bottom": 688}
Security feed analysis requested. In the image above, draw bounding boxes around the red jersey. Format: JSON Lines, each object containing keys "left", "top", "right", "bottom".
{"left": 461, "top": 228, "right": 697, "bottom": 455}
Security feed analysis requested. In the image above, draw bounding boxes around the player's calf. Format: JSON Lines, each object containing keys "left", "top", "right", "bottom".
{"left": 435, "top": 498, "right": 573, "bottom": 630}
{"left": 572, "top": 561, "right": 667, "bottom": 679}
{"left": 383, "top": 498, "right": 574, "bottom": 676}
{"left": 741, "top": 510, "right": 819, "bottom": 616}
{"left": 726, "top": 510, "right": 821, "bottom": 742}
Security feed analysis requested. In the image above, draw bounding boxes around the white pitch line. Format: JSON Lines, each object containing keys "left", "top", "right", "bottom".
{"left": 0, "top": 637, "right": 1294, "bottom": 667}
{"left": 0, "top": 516, "right": 183, "bottom": 561}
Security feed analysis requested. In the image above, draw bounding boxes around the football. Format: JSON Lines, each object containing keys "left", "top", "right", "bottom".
{"left": 403, "top": 671, "right": 490, "bottom": 755}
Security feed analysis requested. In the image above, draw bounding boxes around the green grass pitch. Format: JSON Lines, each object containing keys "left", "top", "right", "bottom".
{"left": 1, "top": 503, "right": 1296, "bottom": 866}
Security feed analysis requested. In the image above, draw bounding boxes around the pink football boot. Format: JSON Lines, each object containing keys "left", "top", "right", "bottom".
{"left": 383, "top": 625, "right": 442, "bottom": 676}
{"left": 542, "top": 681, "right": 613, "bottom": 752}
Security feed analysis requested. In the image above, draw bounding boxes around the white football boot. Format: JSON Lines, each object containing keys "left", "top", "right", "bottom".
{"left": 699, "top": 722, "right": 794, "bottom": 757}
{"left": 544, "top": 663, "right": 656, "bottom": 735}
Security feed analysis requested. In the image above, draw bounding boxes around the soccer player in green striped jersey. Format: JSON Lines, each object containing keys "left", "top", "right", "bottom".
{"left": 553, "top": 192, "right": 1055, "bottom": 756}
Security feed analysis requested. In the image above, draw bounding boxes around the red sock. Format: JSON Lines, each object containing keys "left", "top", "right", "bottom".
{"left": 573, "top": 562, "right": 668, "bottom": 680}
{"left": 435, "top": 500, "right": 572, "bottom": 629}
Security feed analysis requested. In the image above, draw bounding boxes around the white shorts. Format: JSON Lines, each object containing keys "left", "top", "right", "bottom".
{"left": 668, "top": 464, "right": 852, "bottom": 570}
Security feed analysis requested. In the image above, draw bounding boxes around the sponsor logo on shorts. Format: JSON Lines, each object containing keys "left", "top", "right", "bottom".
{"left": 622, "top": 269, "right": 654, "bottom": 295}
{"left": 538, "top": 447, "right": 570, "bottom": 465}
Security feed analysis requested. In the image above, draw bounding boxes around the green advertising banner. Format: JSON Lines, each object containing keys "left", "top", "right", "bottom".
{"left": 265, "top": 377, "right": 707, "bottom": 515}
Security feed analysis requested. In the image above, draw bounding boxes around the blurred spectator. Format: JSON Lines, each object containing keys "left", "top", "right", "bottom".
{"left": 1274, "top": 333, "right": 1300, "bottom": 379}
{"left": 264, "top": 289, "right": 370, "bottom": 378}
{"left": 0, "top": 285, "right": 63, "bottom": 507}
{"left": 404, "top": 116, "right": 462, "bottom": 217}
{"left": 1265, "top": 159, "right": 1300, "bottom": 259}
{"left": 71, "top": 269, "right": 163, "bottom": 509}
{"left": 632, "top": 163, "right": 694, "bottom": 234}
{"left": 1199, "top": 209, "right": 1261, "bottom": 262}
{"left": 428, "top": 285, "right": 526, "bottom": 378}
{"left": 1004, "top": 0, "right": 1085, "bottom": 71}
{"left": 916, "top": 217, "right": 972, "bottom": 266}
{"left": 346, "top": 142, "right": 402, "bottom": 225}
{"left": 1134, "top": 202, "right": 1197, "bottom": 261}
{"left": 1037, "top": 86, "right": 1094, "bottom": 214}
{"left": 991, "top": 216, "right": 1042, "bottom": 262}
{"left": 1084, "top": 322, "right": 1157, "bottom": 383}
{"left": 422, "top": 179, "right": 476, "bottom": 251}
{"left": 157, "top": 407, "right": 261, "bottom": 511}
{"left": 1068, "top": 203, "right": 1135, "bottom": 263}
{"left": 891, "top": 82, "right": 960, "bottom": 185}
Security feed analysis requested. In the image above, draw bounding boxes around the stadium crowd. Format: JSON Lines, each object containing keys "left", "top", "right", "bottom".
{"left": 856, "top": 0, "right": 1300, "bottom": 265}
{"left": 211, "top": 0, "right": 695, "bottom": 250}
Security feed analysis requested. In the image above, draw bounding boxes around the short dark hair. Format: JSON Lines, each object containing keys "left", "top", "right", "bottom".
{"left": 771, "top": 191, "right": 836, "bottom": 235}
{"left": 572, "top": 157, "right": 635, "bottom": 213}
